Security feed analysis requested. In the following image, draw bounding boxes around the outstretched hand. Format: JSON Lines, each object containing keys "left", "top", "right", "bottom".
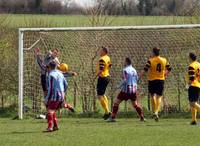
{"left": 72, "top": 72, "right": 78, "bottom": 76}
{"left": 35, "top": 48, "right": 40, "bottom": 55}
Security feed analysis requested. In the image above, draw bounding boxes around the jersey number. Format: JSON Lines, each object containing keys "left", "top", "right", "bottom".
{"left": 156, "top": 63, "right": 162, "bottom": 72}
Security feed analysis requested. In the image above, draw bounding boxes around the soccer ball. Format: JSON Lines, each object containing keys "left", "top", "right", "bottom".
{"left": 57, "top": 63, "right": 69, "bottom": 72}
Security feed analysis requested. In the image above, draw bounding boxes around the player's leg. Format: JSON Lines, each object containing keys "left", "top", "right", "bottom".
{"left": 131, "top": 93, "right": 145, "bottom": 121}
{"left": 46, "top": 109, "right": 54, "bottom": 132}
{"left": 97, "top": 77, "right": 111, "bottom": 119}
{"left": 52, "top": 101, "right": 62, "bottom": 131}
{"left": 107, "top": 92, "right": 123, "bottom": 122}
{"left": 154, "top": 95, "right": 162, "bottom": 116}
{"left": 191, "top": 106, "right": 197, "bottom": 125}
{"left": 153, "top": 80, "right": 164, "bottom": 121}
{"left": 53, "top": 112, "right": 59, "bottom": 131}
{"left": 189, "top": 86, "right": 200, "bottom": 125}
{"left": 148, "top": 81, "right": 157, "bottom": 115}
{"left": 41, "top": 74, "right": 47, "bottom": 96}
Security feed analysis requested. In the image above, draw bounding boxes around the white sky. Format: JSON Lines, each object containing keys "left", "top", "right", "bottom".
{"left": 59, "top": 0, "right": 96, "bottom": 7}
{"left": 74, "top": 0, "right": 96, "bottom": 7}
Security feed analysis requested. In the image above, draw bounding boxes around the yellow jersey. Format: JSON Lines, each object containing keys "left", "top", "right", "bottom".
{"left": 188, "top": 61, "right": 200, "bottom": 88}
{"left": 144, "top": 56, "right": 171, "bottom": 81}
{"left": 97, "top": 55, "right": 111, "bottom": 78}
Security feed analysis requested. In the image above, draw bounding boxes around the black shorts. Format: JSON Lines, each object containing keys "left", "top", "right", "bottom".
{"left": 41, "top": 74, "right": 47, "bottom": 92}
{"left": 148, "top": 80, "right": 164, "bottom": 96}
{"left": 188, "top": 86, "right": 200, "bottom": 102}
{"left": 117, "top": 91, "right": 137, "bottom": 101}
{"left": 97, "top": 76, "right": 110, "bottom": 96}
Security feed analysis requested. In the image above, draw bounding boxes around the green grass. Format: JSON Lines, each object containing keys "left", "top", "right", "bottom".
{"left": 0, "top": 118, "right": 199, "bottom": 146}
{"left": 2, "top": 14, "right": 200, "bottom": 28}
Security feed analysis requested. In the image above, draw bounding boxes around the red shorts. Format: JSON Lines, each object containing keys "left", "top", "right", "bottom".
{"left": 47, "top": 101, "right": 63, "bottom": 110}
{"left": 117, "top": 91, "right": 137, "bottom": 101}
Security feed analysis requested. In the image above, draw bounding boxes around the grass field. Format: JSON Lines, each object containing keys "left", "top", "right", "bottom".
{"left": 1, "top": 14, "right": 200, "bottom": 28}
{"left": 0, "top": 117, "right": 199, "bottom": 146}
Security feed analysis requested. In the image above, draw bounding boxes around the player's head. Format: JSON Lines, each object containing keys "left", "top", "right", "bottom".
{"left": 48, "top": 61, "right": 57, "bottom": 70}
{"left": 100, "top": 46, "right": 108, "bottom": 56}
{"left": 189, "top": 52, "right": 197, "bottom": 62}
{"left": 152, "top": 47, "right": 160, "bottom": 56}
{"left": 124, "top": 57, "right": 132, "bottom": 66}
{"left": 51, "top": 48, "right": 59, "bottom": 57}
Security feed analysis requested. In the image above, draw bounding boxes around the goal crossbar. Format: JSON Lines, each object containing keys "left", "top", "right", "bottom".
{"left": 19, "top": 24, "right": 200, "bottom": 32}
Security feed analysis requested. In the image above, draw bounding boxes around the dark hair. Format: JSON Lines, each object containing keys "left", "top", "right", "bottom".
{"left": 152, "top": 47, "right": 160, "bottom": 56}
{"left": 125, "top": 57, "right": 132, "bottom": 65}
{"left": 189, "top": 52, "right": 197, "bottom": 61}
{"left": 48, "top": 61, "right": 57, "bottom": 69}
{"left": 102, "top": 46, "right": 108, "bottom": 54}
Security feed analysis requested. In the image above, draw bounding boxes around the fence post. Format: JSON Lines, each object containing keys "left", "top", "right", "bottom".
{"left": 178, "top": 73, "right": 181, "bottom": 111}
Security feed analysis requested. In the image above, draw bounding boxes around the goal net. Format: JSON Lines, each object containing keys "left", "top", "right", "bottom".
{"left": 18, "top": 25, "right": 200, "bottom": 119}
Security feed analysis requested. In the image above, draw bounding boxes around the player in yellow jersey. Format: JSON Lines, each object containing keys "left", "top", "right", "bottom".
{"left": 187, "top": 52, "right": 200, "bottom": 125}
{"left": 140, "top": 47, "right": 171, "bottom": 121}
{"left": 96, "top": 47, "right": 112, "bottom": 120}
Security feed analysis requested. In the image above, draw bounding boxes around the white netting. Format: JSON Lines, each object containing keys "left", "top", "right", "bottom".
{"left": 20, "top": 26, "right": 200, "bottom": 116}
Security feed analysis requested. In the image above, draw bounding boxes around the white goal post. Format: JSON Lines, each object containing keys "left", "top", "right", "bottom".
{"left": 18, "top": 24, "right": 200, "bottom": 119}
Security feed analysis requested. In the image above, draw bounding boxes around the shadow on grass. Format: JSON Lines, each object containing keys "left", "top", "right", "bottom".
{"left": 11, "top": 131, "right": 41, "bottom": 134}
{"left": 0, "top": 104, "right": 17, "bottom": 118}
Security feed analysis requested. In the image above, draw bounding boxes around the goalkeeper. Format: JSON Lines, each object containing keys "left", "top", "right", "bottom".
{"left": 34, "top": 48, "right": 76, "bottom": 112}
{"left": 107, "top": 58, "right": 145, "bottom": 122}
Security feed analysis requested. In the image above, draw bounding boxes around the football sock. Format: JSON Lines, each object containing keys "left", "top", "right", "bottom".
{"left": 103, "top": 95, "right": 110, "bottom": 113}
{"left": 194, "top": 103, "right": 200, "bottom": 112}
{"left": 191, "top": 107, "right": 197, "bottom": 122}
{"left": 99, "top": 97, "right": 109, "bottom": 114}
{"left": 133, "top": 104, "right": 144, "bottom": 118}
{"left": 155, "top": 97, "right": 162, "bottom": 115}
{"left": 47, "top": 112, "right": 54, "bottom": 129}
{"left": 53, "top": 112, "right": 58, "bottom": 128}
{"left": 112, "top": 103, "right": 119, "bottom": 118}
{"left": 151, "top": 96, "right": 156, "bottom": 114}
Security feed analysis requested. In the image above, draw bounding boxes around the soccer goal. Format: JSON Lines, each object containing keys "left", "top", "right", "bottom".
{"left": 19, "top": 24, "right": 200, "bottom": 119}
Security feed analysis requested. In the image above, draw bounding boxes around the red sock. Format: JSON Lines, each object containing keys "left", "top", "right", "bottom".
{"left": 53, "top": 112, "right": 58, "bottom": 128}
{"left": 134, "top": 104, "right": 144, "bottom": 119}
{"left": 112, "top": 103, "right": 119, "bottom": 118}
{"left": 47, "top": 112, "right": 54, "bottom": 129}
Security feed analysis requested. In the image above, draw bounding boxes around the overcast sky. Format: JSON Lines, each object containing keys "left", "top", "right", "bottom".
{"left": 74, "top": 0, "right": 95, "bottom": 7}
{"left": 59, "top": 0, "right": 96, "bottom": 7}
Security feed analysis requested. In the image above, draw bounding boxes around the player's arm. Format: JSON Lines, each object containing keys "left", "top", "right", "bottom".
{"left": 94, "top": 59, "right": 106, "bottom": 80}
{"left": 188, "top": 66, "right": 195, "bottom": 84}
{"left": 45, "top": 76, "right": 54, "bottom": 105}
{"left": 63, "top": 71, "right": 78, "bottom": 78}
{"left": 165, "top": 61, "right": 172, "bottom": 77}
{"left": 140, "top": 60, "right": 151, "bottom": 78}
{"left": 35, "top": 48, "right": 46, "bottom": 71}
{"left": 118, "top": 69, "right": 126, "bottom": 89}
{"left": 63, "top": 78, "right": 68, "bottom": 93}
{"left": 98, "top": 59, "right": 106, "bottom": 75}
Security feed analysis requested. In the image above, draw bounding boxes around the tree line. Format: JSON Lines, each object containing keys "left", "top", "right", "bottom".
{"left": 0, "top": 0, "right": 199, "bottom": 16}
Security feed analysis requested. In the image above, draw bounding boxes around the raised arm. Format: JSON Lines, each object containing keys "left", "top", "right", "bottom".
{"left": 35, "top": 48, "right": 46, "bottom": 72}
